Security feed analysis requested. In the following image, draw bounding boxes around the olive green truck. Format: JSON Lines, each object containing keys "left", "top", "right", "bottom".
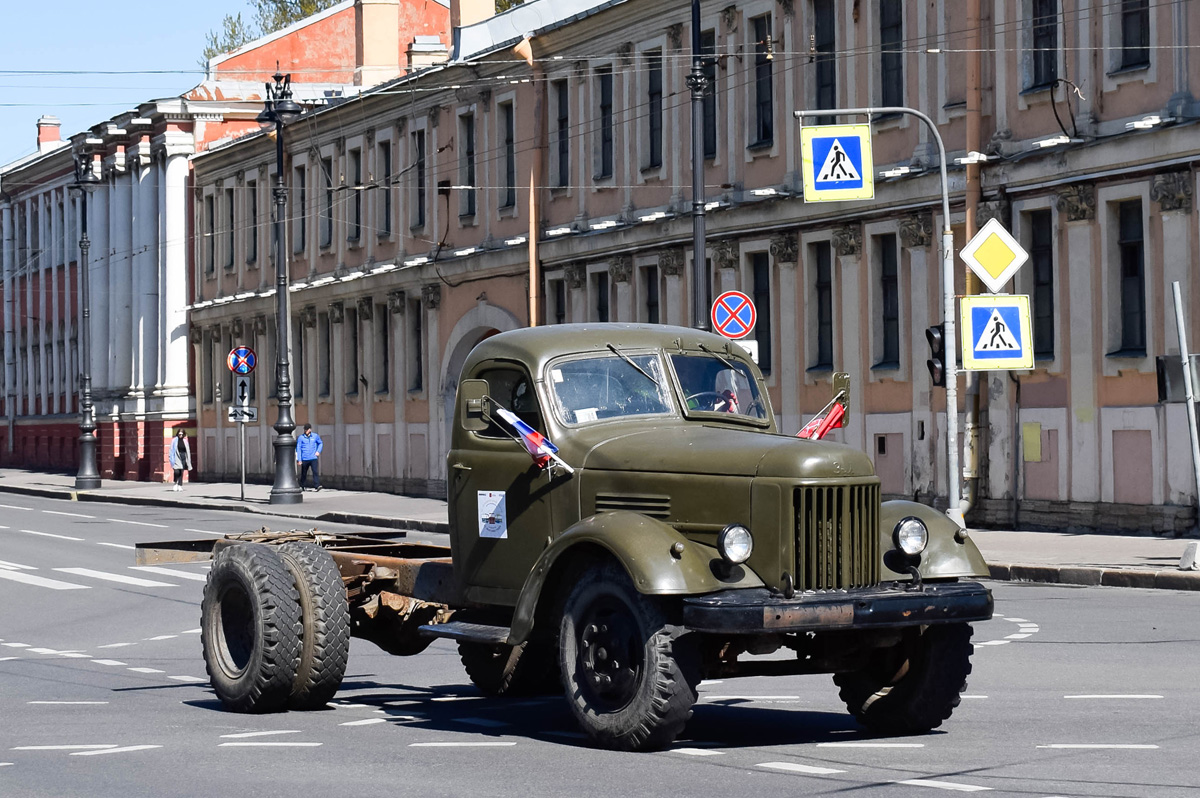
{"left": 137, "top": 323, "right": 993, "bottom": 751}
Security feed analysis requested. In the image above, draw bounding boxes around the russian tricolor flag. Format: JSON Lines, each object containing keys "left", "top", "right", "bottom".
{"left": 494, "top": 406, "right": 566, "bottom": 470}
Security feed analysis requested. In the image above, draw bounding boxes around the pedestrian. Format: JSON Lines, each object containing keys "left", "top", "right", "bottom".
{"left": 296, "top": 423, "right": 323, "bottom": 491}
{"left": 168, "top": 429, "right": 192, "bottom": 491}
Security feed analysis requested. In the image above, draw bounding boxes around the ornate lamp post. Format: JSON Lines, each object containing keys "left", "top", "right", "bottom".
{"left": 257, "top": 70, "right": 303, "bottom": 504}
{"left": 69, "top": 153, "right": 101, "bottom": 490}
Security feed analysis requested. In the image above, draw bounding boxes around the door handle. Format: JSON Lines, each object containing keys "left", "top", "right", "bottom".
{"left": 451, "top": 462, "right": 472, "bottom": 471}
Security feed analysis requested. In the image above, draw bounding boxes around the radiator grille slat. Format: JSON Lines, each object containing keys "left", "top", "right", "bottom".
{"left": 794, "top": 483, "right": 880, "bottom": 591}
{"left": 594, "top": 493, "right": 671, "bottom": 519}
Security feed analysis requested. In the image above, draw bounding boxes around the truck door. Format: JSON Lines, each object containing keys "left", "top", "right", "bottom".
{"left": 448, "top": 363, "right": 559, "bottom": 602}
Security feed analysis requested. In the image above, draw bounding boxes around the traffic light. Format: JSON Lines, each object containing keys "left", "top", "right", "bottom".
{"left": 926, "top": 324, "right": 946, "bottom": 388}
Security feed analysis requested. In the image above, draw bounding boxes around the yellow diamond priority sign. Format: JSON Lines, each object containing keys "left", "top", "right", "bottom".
{"left": 959, "top": 217, "right": 1028, "bottom": 294}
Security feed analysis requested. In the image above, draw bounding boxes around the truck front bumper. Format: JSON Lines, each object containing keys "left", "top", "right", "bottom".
{"left": 681, "top": 581, "right": 993, "bottom": 635}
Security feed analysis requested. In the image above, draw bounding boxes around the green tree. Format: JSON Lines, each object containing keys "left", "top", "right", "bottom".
{"left": 202, "top": 0, "right": 339, "bottom": 63}
{"left": 496, "top": 0, "right": 525, "bottom": 10}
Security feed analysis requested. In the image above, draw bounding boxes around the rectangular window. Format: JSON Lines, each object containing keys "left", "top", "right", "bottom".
{"left": 377, "top": 143, "right": 392, "bottom": 237}
{"left": 374, "top": 305, "right": 389, "bottom": 393}
{"left": 1120, "top": 0, "right": 1150, "bottom": 69}
{"left": 345, "top": 307, "right": 359, "bottom": 395}
{"left": 814, "top": 0, "right": 837, "bottom": 125}
{"left": 1031, "top": 0, "right": 1058, "bottom": 88}
{"left": 701, "top": 30, "right": 717, "bottom": 160}
{"left": 647, "top": 51, "right": 663, "bottom": 169}
{"left": 409, "top": 296, "right": 423, "bottom": 392}
{"left": 1029, "top": 210, "right": 1055, "bottom": 359}
{"left": 813, "top": 241, "right": 834, "bottom": 369}
{"left": 752, "top": 15, "right": 774, "bottom": 146}
{"left": 553, "top": 279, "right": 567, "bottom": 324}
{"left": 460, "top": 113, "right": 476, "bottom": 217}
{"left": 597, "top": 67, "right": 614, "bottom": 179}
{"left": 293, "top": 166, "right": 306, "bottom": 253}
{"left": 246, "top": 180, "right": 258, "bottom": 264}
{"left": 412, "top": 131, "right": 426, "bottom": 228}
{"left": 348, "top": 149, "right": 362, "bottom": 241}
{"left": 877, "top": 234, "right": 900, "bottom": 367}
{"left": 1116, "top": 200, "right": 1146, "bottom": 355}
{"left": 224, "top": 188, "right": 234, "bottom": 269}
{"left": 555, "top": 80, "right": 570, "bottom": 187}
{"left": 644, "top": 265, "right": 660, "bottom": 324}
{"left": 880, "top": 0, "right": 904, "bottom": 106}
{"left": 56, "top": 202, "right": 65, "bottom": 266}
{"left": 320, "top": 157, "right": 333, "bottom": 247}
{"left": 292, "top": 316, "right": 305, "bottom": 399}
{"left": 501, "top": 103, "right": 516, "bottom": 208}
{"left": 594, "top": 271, "right": 610, "bottom": 322}
{"left": 202, "top": 333, "right": 214, "bottom": 402}
{"left": 204, "top": 195, "right": 215, "bottom": 274}
{"left": 318, "top": 312, "right": 331, "bottom": 397}
{"left": 752, "top": 252, "right": 773, "bottom": 374}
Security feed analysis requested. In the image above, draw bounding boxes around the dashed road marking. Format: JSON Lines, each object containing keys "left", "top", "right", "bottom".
{"left": 0, "top": 762, "right": 11, "bottom": 766}
{"left": 340, "top": 718, "right": 388, "bottom": 727}
{"left": 91, "top": 660, "right": 126, "bottom": 666}
{"left": 27, "top": 648, "right": 63, "bottom": 655}
{"left": 759, "top": 761, "right": 846, "bottom": 775}
{"left": 145, "top": 635, "right": 178, "bottom": 641}
{"left": 42, "top": 510, "right": 94, "bottom": 519}
{"left": 0, "top": 570, "right": 90, "bottom": 591}
{"left": 409, "top": 742, "right": 517, "bottom": 747}
{"left": 12, "top": 745, "right": 117, "bottom": 751}
{"left": 127, "top": 667, "right": 164, "bottom": 674}
{"left": 181, "top": 628, "right": 202, "bottom": 634}
{"left": 0, "top": 657, "right": 18, "bottom": 662}
{"left": 19, "top": 529, "right": 84, "bottom": 542}
{"left": 108, "top": 519, "right": 168, "bottom": 529}
{"left": 185, "top": 528, "right": 225, "bottom": 536}
{"left": 220, "top": 730, "right": 302, "bottom": 739}
{"left": 1037, "top": 744, "right": 1159, "bottom": 749}
{"left": 71, "top": 745, "right": 162, "bottom": 756}
{"left": 97, "top": 643, "right": 133, "bottom": 649}
{"left": 3, "top": 643, "right": 30, "bottom": 648}
{"left": 960, "top": 695, "right": 989, "bottom": 699}
{"left": 671, "top": 748, "right": 724, "bottom": 756}
{"left": 57, "top": 653, "right": 90, "bottom": 658}
{"left": 0, "top": 504, "right": 32, "bottom": 511}
{"left": 818, "top": 742, "right": 925, "bottom": 748}
{"left": 96, "top": 542, "right": 136, "bottom": 551}
{"left": 219, "top": 742, "right": 323, "bottom": 748}
{"left": 702, "top": 695, "right": 801, "bottom": 702}
{"left": 131, "top": 567, "right": 208, "bottom": 582}
{"left": 1063, "top": 695, "right": 1162, "bottom": 700}
{"left": 0, "top": 559, "right": 37, "bottom": 570}
{"left": 894, "top": 778, "right": 991, "bottom": 792}
{"left": 168, "top": 675, "right": 206, "bottom": 683}
{"left": 54, "top": 568, "right": 176, "bottom": 588}
{"left": 27, "top": 701, "right": 108, "bottom": 705}
{"left": 1005, "top": 633, "right": 1032, "bottom": 639}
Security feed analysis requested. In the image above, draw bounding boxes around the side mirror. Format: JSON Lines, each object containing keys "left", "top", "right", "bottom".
{"left": 833, "top": 372, "right": 850, "bottom": 427}
{"left": 459, "top": 379, "right": 490, "bottom": 432}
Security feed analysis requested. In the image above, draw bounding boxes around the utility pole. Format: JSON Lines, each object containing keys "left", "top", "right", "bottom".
{"left": 687, "top": 0, "right": 710, "bottom": 330}
{"left": 962, "top": 0, "right": 983, "bottom": 518}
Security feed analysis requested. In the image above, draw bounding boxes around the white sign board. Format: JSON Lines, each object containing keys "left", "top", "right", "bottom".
{"left": 478, "top": 490, "right": 508, "bottom": 539}
{"left": 959, "top": 294, "right": 1034, "bottom": 371}
{"left": 227, "top": 406, "right": 258, "bottom": 423}
{"left": 960, "top": 218, "right": 1029, "bottom": 294}
{"left": 800, "top": 124, "right": 875, "bottom": 202}
{"left": 234, "top": 376, "right": 251, "bottom": 409}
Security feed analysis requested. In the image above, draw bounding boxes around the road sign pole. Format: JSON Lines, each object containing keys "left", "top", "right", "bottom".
{"left": 796, "top": 106, "right": 962, "bottom": 528}
{"left": 239, "top": 420, "right": 246, "bottom": 503}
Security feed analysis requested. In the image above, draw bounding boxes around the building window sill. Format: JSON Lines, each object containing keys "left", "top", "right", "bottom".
{"left": 747, "top": 139, "right": 774, "bottom": 153}
{"left": 806, "top": 363, "right": 834, "bottom": 374}
{"left": 1105, "top": 347, "right": 1147, "bottom": 359}
{"left": 871, "top": 360, "right": 900, "bottom": 372}
{"left": 1019, "top": 82, "right": 1056, "bottom": 97}
{"left": 1108, "top": 62, "right": 1150, "bottom": 78}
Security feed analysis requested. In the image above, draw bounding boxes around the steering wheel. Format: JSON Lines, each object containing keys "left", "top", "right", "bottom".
{"left": 686, "top": 391, "right": 732, "bottom": 412}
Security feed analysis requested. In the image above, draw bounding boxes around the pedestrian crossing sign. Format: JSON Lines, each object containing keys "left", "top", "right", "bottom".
{"left": 960, "top": 294, "right": 1035, "bottom": 371}
{"left": 801, "top": 124, "right": 874, "bottom": 202}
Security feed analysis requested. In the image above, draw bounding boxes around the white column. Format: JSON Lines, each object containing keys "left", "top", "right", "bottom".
{"left": 838, "top": 245, "right": 866, "bottom": 453}
{"left": 613, "top": 266, "right": 632, "bottom": 322}
{"left": 91, "top": 175, "right": 110, "bottom": 395}
{"left": 48, "top": 192, "right": 60, "bottom": 414}
{"left": 2, "top": 201, "right": 14, "bottom": 427}
{"left": 1066, "top": 218, "right": 1099, "bottom": 501}
{"left": 161, "top": 147, "right": 192, "bottom": 412}
{"left": 134, "top": 148, "right": 158, "bottom": 396}
{"left": 111, "top": 168, "right": 133, "bottom": 396}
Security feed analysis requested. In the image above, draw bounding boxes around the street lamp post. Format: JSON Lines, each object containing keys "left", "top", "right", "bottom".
{"left": 258, "top": 70, "right": 303, "bottom": 505}
{"left": 70, "top": 153, "right": 101, "bottom": 490}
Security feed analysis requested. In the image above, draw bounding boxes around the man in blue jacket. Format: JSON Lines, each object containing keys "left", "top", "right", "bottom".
{"left": 296, "top": 423, "right": 324, "bottom": 491}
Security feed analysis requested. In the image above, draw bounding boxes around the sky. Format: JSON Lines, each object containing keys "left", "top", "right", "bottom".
{"left": 0, "top": 0, "right": 256, "bottom": 166}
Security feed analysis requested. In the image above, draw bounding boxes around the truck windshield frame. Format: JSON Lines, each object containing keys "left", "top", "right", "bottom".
{"left": 668, "top": 351, "right": 771, "bottom": 425}
{"left": 546, "top": 351, "right": 675, "bottom": 426}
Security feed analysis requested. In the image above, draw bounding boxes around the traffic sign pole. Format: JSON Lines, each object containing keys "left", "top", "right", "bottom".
{"left": 795, "top": 106, "right": 963, "bottom": 530}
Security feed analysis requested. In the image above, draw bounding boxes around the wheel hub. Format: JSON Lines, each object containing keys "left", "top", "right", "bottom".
{"left": 578, "top": 600, "right": 641, "bottom": 711}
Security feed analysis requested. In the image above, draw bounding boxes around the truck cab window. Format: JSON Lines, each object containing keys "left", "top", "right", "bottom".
{"left": 476, "top": 366, "right": 542, "bottom": 439}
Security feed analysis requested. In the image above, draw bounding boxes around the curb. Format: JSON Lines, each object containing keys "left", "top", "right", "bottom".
{"left": 988, "top": 562, "right": 1200, "bottom": 591}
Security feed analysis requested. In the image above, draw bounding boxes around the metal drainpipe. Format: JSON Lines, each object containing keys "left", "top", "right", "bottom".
{"left": 515, "top": 36, "right": 544, "bottom": 327}
{"left": 962, "top": 0, "right": 983, "bottom": 517}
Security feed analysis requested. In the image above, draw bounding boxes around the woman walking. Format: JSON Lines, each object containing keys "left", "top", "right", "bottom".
{"left": 168, "top": 429, "right": 192, "bottom": 491}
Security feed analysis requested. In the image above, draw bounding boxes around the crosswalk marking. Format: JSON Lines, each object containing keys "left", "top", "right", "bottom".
{"left": 53, "top": 568, "right": 176, "bottom": 588}
{"left": 131, "top": 566, "right": 209, "bottom": 582}
{"left": 0, "top": 570, "right": 91, "bottom": 591}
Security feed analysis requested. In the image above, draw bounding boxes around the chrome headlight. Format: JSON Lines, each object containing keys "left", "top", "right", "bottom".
{"left": 717, "top": 524, "right": 753, "bottom": 564}
{"left": 893, "top": 516, "right": 928, "bottom": 556}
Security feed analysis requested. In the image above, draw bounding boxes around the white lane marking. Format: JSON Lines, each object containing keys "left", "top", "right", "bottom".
{"left": 97, "top": 643, "right": 133, "bottom": 649}
{"left": 91, "top": 660, "right": 126, "bottom": 666}
{"left": 131, "top": 567, "right": 208, "bottom": 582}
{"left": 220, "top": 730, "right": 302, "bottom": 739}
{"left": 894, "top": 779, "right": 991, "bottom": 792}
{"left": 108, "top": 519, "right": 168, "bottom": 529}
{"left": 702, "top": 695, "right": 801, "bottom": 701}
{"left": 960, "top": 695, "right": 989, "bottom": 699}
{"left": 43, "top": 510, "right": 94, "bottom": 519}
{"left": 54, "top": 568, "right": 176, "bottom": 588}
{"left": 1006, "top": 617, "right": 1029, "bottom": 623}
{"left": 12, "top": 745, "right": 117, "bottom": 751}
{"left": 0, "top": 762, "right": 10, "bottom": 766}
{"left": 19, "top": 529, "right": 84, "bottom": 541}
{"left": 27, "top": 648, "right": 63, "bottom": 655}
{"left": 0, "top": 504, "right": 32, "bottom": 511}
{"left": 758, "top": 762, "right": 846, "bottom": 775}
{"left": 185, "top": 528, "right": 225, "bottom": 536}
{"left": 0, "top": 657, "right": 19, "bottom": 662}
{"left": 340, "top": 718, "right": 388, "bottom": 727}
{"left": 1005, "top": 634, "right": 1032, "bottom": 639}
{"left": 219, "top": 742, "right": 323, "bottom": 748}
{"left": 699, "top": 679, "right": 724, "bottom": 686}
{"left": 181, "top": 628, "right": 202, "bottom": 634}
{"left": 672, "top": 748, "right": 724, "bottom": 757}
{"left": 96, "top": 542, "right": 136, "bottom": 551}
{"left": 1018, "top": 623, "right": 1039, "bottom": 629}
{"left": 1063, "top": 695, "right": 1162, "bottom": 700}
{"left": 0, "top": 571, "right": 90, "bottom": 591}
{"left": 408, "top": 742, "right": 517, "bottom": 747}
{"left": 3, "top": 643, "right": 31, "bottom": 648}
{"left": 0, "top": 559, "right": 37, "bottom": 570}
{"left": 455, "top": 717, "right": 509, "bottom": 728}
{"left": 974, "top": 640, "right": 1011, "bottom": 646}
{"left": 430, "top": 696, "right": 475, "bottom": 702}
{"left": 145, "top": 635, "right": 178, "bottom": 641}
{"left": 28, "top": 701, "right": 109, "bottom": 705}
{"left": 71, "top": 745, "right": 162, "bottom": 757}
{"left": 328, "top": 702, "right": 372, "bottom": 708}
{"left": 1037, "top": 744, "right": 1159, "bottom": 749}
{"left": 127, "top": 667, "right": 164, "bottom": 674}
{"left": 57, "top": 653, "right": 90, "bottom": 658}
{"left": 168, "top": 676, "right": 207, "bottom": 683}
{"left": 817, "top": 742, "right": 925, "bottom": 748}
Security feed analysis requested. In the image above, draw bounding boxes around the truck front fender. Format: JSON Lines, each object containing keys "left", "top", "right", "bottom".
{"left": 508, "top": 510, "right": 764, "bottom": 644}
{"left": 880, "top": 500, "right": 990, "bottom": 580}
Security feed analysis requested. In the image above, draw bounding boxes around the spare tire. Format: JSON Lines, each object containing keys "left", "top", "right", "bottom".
{"left": 278, "top": 542, "right": 351, "bottom": 710}
{"left": 201, "top": 543, "right": 302, "bottom": 713}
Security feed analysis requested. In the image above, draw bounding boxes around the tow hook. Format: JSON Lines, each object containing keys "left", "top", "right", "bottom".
{"left": 905, "top": 565, "right": 924, "bottom": 591}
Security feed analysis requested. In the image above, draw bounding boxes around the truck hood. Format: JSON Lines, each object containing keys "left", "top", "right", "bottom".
{"left": 580, "top": 425, "right": 876, "bottom": 479}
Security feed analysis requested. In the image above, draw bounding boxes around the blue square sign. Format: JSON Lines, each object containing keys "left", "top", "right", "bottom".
{"left": 801, "top": 123, "right": 875, "bottom": 202}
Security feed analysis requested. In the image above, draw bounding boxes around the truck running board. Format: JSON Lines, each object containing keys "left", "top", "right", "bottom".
{"left": 418, "top": 620, "right": 511, "bottom": 645}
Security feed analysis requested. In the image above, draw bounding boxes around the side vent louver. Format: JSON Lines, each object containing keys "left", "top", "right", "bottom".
{"left": 594, "top": 493, "right": 671, "bottom": 519}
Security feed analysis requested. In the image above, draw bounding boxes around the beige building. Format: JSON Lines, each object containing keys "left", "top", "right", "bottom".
{"left": 191, "top": 0, "right": 1200, "bottom": 533}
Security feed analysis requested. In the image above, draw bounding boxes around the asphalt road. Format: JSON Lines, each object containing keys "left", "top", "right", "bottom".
{"left": 2, "top": 494, "right": 1199, "bottom": 797}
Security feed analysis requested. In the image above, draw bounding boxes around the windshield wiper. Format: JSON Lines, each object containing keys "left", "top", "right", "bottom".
{"left": 606, "top": 343, "right": 661, "bottom": 387}
{"left": 698, "top": 343, "right": 740, "bottom": 372}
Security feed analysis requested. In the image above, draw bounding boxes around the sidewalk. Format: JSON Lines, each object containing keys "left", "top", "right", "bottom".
{"left": 0, "top": 468, "right": 1196, "bottom": 591}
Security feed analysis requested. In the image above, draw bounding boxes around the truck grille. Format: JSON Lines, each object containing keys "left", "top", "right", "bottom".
{"left": 793, "top": 484, "right": 880, "bottom": 590}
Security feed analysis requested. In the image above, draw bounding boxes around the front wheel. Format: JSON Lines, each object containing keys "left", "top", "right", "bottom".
{"left": 558, "top": 561, "right": 699, "bottom": 751}
{"left": 833, "top": 623, "right": 974, "bottom": 734}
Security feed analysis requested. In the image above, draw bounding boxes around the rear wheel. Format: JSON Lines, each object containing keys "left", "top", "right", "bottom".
{"left": 558, "top": 561, "right": 699, "bottom": 751}
{"left": 201, "top": 543, "right": 302, "bottom": 713}
{"left": 278, "top": 542, "right": 351, "bottom": 710}
{"left": 833, "top": 623, "right": 973, "bottom": 734}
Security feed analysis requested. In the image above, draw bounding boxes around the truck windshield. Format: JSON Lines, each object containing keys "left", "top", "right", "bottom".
{"left": 670, "top": 353, "right": 768, "bottom": 419}
{"left": 549, "top": 354, "right": 673, "bottom": 424}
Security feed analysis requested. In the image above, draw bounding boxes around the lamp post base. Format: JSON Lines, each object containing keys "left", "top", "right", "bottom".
{"left": 269, "top": 486, "right": 304, "bottom": 505}
{"left": 268, "top": 436, "right": 303, "bottom": 505}
{"left": 75, "top": 434, "right": 101, "bottom": 491}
